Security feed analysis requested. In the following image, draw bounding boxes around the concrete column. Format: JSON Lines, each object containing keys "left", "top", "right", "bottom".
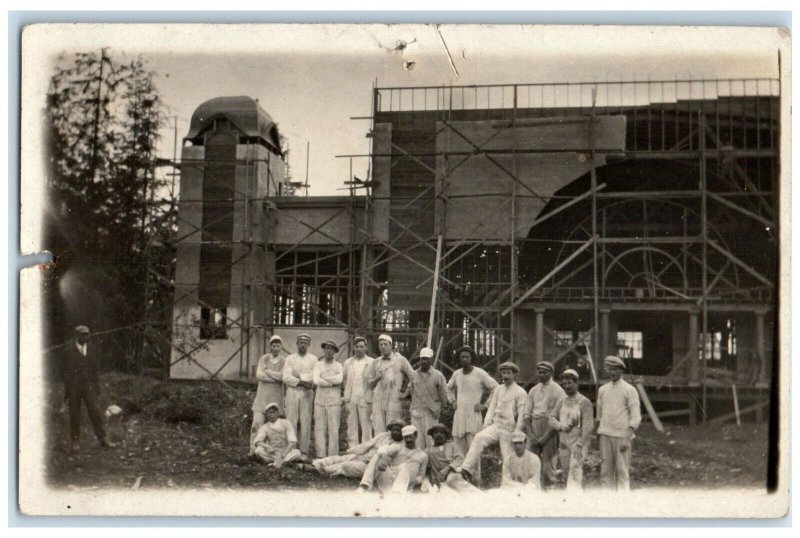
{"left": 534, "top": 308, "right": 545, "bottom": 365}
{"left": 755, "top": 311, "right": 768, "bottom": 387}
{"left": 599, "top": 307, "right": 611, "bottom": 360}
{"left": 688, "top": 310, "right": 700, "bottom": 386}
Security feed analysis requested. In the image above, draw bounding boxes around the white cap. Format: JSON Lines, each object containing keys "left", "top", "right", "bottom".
{"left": 378, "top": 334, "right": 393, "bottom": 344}
{"left": 401, "top": 425, "right": 417, "bottom": 437}
{"left": 561, "top": 368, "right": 579, "bottom": 380}
{"left": 419, "top": 347, "right": 434, "bottom": 359}
{"left": 511, "top": 431, "right": 527, "bottom": 443}
{"left": 269, "top": 335, "right": 282, "bottom": 344}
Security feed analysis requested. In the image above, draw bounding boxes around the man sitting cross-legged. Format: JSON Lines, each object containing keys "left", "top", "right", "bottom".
{"left": 252, "top": 402, "right": 303, "bottom": 468}
{"left": 500, "top": 431, "right": 541, "bottom": 492}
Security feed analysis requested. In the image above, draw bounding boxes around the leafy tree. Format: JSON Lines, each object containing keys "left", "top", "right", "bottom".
{"left": 43, "top": 49, "right": 175, "bottom": 374}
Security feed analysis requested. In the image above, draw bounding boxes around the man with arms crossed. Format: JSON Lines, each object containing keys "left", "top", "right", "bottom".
{"left": 313, "top": 340, "right": 344, "bottom": 458}
{"left": 282, "top": 333, "right": 317, "bottom": 458}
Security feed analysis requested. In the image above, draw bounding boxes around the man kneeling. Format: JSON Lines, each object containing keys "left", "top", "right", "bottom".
{"left": 357, "top": 425, "right": 428, "bottom": 494}
{"left": 308, "top": 420, "right": 404, "bottom": 478}
{"left": 500, "top": 431, "right": 541, "bottom": 491}
{"left": 423, "top": 423, "right": 478, "bottom": 494}
{"left": 252, "top": 402, "right": 302, "bottom": 468}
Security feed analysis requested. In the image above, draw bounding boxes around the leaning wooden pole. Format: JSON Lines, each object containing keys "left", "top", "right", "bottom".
{"left": 427, "top": 235, "right": 444, "bottom": 348}
{"left": 732, "top": 383, "right": 742, "bottom": 427}
{"left": 636, "top": 382, "right": 665, "bottom": 433}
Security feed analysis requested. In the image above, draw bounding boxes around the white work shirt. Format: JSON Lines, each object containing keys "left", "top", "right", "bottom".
{"left": 344, "top": 355, "right": 374, "bottom": 405}
{"left": 313, "top": 359, "right": 344, "bottom": 406}
{"left": 76, "top": 342, "right": 87, "bottom": 356}
{"left": 524, "top": 379, "right": 566, "bottom": 419}
{"left": 597, "top": 378, "right": 642, "bottom": 438}
{"left": 484, "top": 382, "right": 527, "bottom": 431}
{"left": 283, "top": 352, "right": 318, "bottom": 388}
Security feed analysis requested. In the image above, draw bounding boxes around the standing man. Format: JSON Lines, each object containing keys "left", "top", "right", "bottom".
{"left": 407, "top": 347, "right": 448, "bottom": 449}
{"left": 524, "top": 361, "right": 566, "bottom": 487}
{"left": 62, "top": 325, "right": 115, "bottom": 451}
{"left": 458, "top": 362, "right": 527, "bottom": 485}
{"left": 282, "top": 333, "right": 317, "bottom": 458}
{"left": 548, "top": 368, "right": 593, "bottom": 490}
{"left": 500, "top": 431, "right": 541, "bottom": 491}
{"left": 250, "top": 335, "right": 285, "bottom": 455}
{"left": 357, "top": 425, "right": 429, "bottom": 494}
{"left": 365, "top": 334, "right": 414, "bottom": 434}
{"left": 446, "top": 345, "right": 498, "bottom": 465}
{"left": 597, "top": 355, "right": 641, "bottom": 491}
{"left": 343, "top": 336, "right": 375, "bottom": 449}
{"left": 252, "top": 402, "right": 302, "bottom": 468}
{"left": 313, "top": 341, "right": 344, "bottom": 458}
{"left": 424, "top": 423, "right": 478, "bottom": 493}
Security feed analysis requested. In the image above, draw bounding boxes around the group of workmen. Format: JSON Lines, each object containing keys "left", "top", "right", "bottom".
{"left": 250, "top": 332, "right": 642, "bottom": 493}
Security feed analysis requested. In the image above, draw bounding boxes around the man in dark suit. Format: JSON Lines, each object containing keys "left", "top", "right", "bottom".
{"left": 62, "top": 325, "right": 115, "bottom": 451}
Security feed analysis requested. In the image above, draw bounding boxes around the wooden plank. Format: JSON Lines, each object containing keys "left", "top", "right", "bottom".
{"left": 708, "top": 400, "right": 769, "bottom": 425}
{"left": 427, "top": 235, "right": 443, "bottom": 348}
{"left": 432, "top": 335, "right": 444, "bottom": 370}
{"left": 635, "top": 383, "right": 665, "bottom": 433}
{"left": 644, "top": 408, "right": 691, "bottom": 419}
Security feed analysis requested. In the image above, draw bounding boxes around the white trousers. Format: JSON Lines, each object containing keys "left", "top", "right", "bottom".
{"left": 346, "top": 402, "right": 372, "bottom": 449}
{"left": 460, "top": 424, "right": 513, "bottom": 478}
{"left": 314, "top": 404, "right": 342, "bottom": 458}
{"left": 285, "top": 387, "right": 313, "bottom": 455}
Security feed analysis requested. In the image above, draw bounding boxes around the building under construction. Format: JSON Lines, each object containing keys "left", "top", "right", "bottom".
{"left": 165, "top": 79, "right": 779, "bottom": 423}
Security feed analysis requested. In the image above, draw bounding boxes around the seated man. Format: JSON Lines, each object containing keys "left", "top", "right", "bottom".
{"left": 500, "top": 431, "right": 541, "bottom": 491}
{"left": 458, "top": 361, "right": 527, "bottom": 485}
{"left": 423, "top": 423, "right": 478, "bottom": 494}
{"left": 307, "top": 420, "right": 405, "bottom": 478}
{"left": 357, "top": 425, "right": 429, "bottom": 494}
{"left": 252, "top": 402, "right": 302, "bottom": 468}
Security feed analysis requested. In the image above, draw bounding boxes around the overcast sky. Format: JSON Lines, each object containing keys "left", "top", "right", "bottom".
{"left": 24, "top": 24, "right": 784, "bottom": 199}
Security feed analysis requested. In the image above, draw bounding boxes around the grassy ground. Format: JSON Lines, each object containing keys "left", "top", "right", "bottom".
{"left": 46, "top": 374, "right": 769, "bottom": 491}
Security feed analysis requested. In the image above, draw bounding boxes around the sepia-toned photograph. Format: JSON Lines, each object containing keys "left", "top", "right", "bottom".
{"left": 17, "top": 22, "right": 790, "bottom": 517}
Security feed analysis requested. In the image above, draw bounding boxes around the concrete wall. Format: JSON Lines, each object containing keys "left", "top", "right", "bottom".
{"left": 371, "top": 123, "right": 392, "bottom": 244}
{"left": 170, "top": 305, "right": 259, "bottom": 380}
{"left": 173, "top": 145, "right": 205, "bottom": 307}
{"left": 170, "top": 139, "right": 286, "bottom": 380}
{"left": 436, "top": 116, "right": 626, "bottom": 241}
{"left": 272, "top": 200, "right": 365, "bottom": 247}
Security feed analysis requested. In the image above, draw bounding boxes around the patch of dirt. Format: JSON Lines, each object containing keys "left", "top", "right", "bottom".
{"left": 46, "top": 374, "right": 769, "bottom": 491}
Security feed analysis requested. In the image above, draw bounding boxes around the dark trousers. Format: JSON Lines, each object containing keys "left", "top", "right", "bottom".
{"left": 67, "top": 385, "right": 106, "bottom": 442}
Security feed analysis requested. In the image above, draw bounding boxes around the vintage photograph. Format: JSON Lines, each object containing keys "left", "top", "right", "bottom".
{"left": 18, "top": 23, "right": 789, "bottom": 517}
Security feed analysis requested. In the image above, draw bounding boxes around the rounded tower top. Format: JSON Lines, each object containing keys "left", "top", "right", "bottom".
{"left": 185, "top": 96, "right": 282, "bottom": 155}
